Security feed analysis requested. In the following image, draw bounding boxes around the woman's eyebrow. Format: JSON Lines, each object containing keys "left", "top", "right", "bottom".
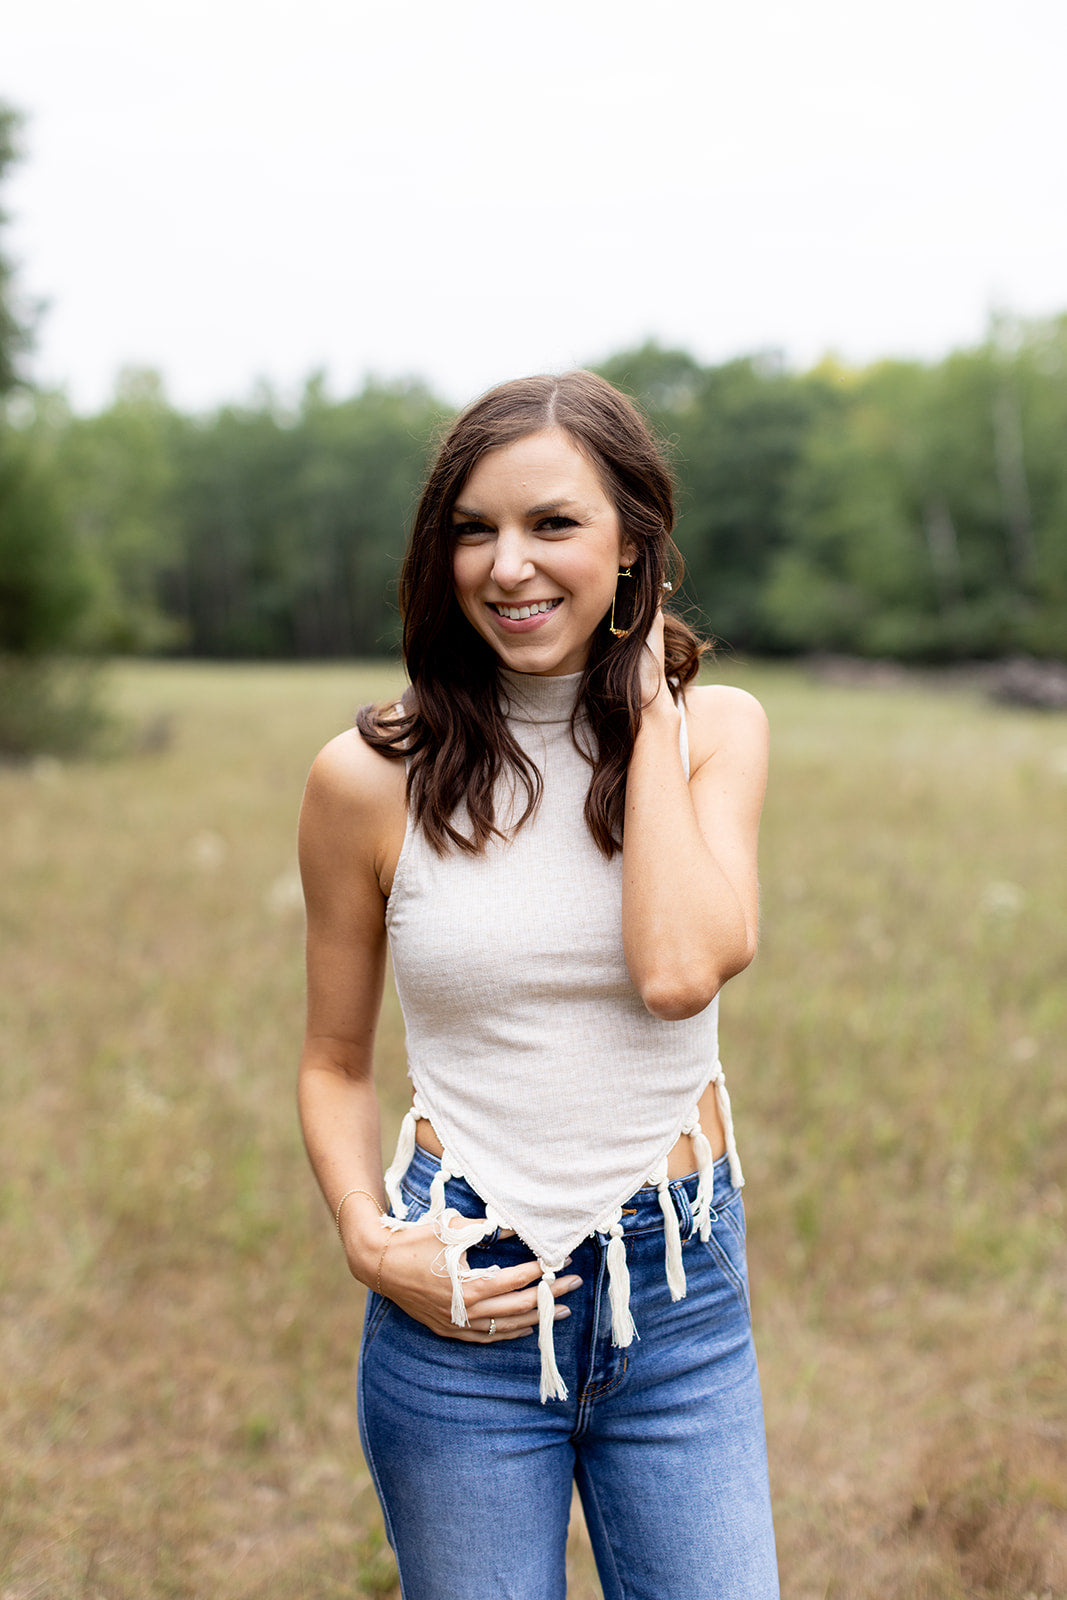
{"left": 451, "top": 498, "right": 584, "bottom": 519}
{"left": 528, "top": 499, "right": 582, "bottom": 516}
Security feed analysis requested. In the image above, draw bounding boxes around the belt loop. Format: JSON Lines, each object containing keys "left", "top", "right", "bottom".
{"left": 671, "top": 1178, "right": 695, "bottom": 1243}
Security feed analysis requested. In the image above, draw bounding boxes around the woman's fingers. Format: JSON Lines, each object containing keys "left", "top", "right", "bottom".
{"left": 461, "top": 1263, "right": 582, "bottom": 1323}
{"left": 462, "top": 1255, "right": 547, "bottom": 1300}
{"left": 460, "top": 1275, "right": 583, "bottom": 1343}
{"left": 450, "top": 1250, "right": 582, "bottom": 1340}
{"left": 639, "top": 608, "right": 668, "bottom": 702}
{"left": 376, "top": 1218, "right": 583, "bottom": 1341}
{"left": 468, "top": 1273, "right": 582, "bottom": 1322}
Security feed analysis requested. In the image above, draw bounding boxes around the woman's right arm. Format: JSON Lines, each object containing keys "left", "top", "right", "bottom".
{"left": 297, "top": 731, "right": 575, "bottom": 1340}
{"left": 297, "top": 730, "right": 401, "bottom": 1279}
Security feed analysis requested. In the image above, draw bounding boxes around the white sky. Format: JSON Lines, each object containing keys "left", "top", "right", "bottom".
{"left": 4, "top": 0, "right": 1066, "bottom": 413}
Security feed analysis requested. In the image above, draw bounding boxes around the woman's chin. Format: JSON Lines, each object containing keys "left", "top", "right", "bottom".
{"left": 491, "top": 640, "right": 590, "bottom": 677}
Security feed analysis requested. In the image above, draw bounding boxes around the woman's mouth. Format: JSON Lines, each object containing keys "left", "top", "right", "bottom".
{"left": 488, "top": 599, "right": 563, "bottom": 622}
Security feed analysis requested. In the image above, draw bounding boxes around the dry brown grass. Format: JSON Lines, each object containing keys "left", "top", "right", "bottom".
{"left": 1, "top": 659, "right": 1064, "bottom": 1598}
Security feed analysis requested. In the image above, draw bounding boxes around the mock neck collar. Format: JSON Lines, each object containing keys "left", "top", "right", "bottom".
{"left": 498, "top": 667, "right": 583, "bottom": 725}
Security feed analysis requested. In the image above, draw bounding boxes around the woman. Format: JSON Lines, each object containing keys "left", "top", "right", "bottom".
{"left": 298, "top": 371, "right": 778, "bottom": 1599}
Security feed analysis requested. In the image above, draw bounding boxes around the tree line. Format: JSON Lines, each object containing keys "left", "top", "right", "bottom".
{"left": 10, "top": 319, "right": 1065, "bottom": 667}
{"left": 3, "top": 102, "right": 1067, "bottom": 701}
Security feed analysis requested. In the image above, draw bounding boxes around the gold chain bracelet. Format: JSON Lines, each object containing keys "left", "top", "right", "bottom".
{"left": 334, "top": 1187, "right": 385, "bottom": 1237}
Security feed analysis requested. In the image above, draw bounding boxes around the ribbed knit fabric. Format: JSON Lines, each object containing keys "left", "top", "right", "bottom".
{"left": 384, "top": 668, "right": 741, "bottom": 1276}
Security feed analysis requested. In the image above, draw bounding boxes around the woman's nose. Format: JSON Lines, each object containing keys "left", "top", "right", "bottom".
{"left": 491, "top": 531, "right": 535, "bottom": 590}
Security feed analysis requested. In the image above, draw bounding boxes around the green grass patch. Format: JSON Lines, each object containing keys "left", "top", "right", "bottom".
{"left": 1, "top": 658, "right": 1064, "bottom": 1597}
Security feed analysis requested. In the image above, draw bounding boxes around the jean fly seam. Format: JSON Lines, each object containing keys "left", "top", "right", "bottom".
{"left": 578, "top": 1357, "right": 629, "bottom": 1404}
{"left": 574, "top": 1241, "right": 628, "bottom": 1422}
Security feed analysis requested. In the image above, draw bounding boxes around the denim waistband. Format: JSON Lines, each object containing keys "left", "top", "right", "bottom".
{"left": 397, "top": 1139, "right": 737, "bottom": 1246}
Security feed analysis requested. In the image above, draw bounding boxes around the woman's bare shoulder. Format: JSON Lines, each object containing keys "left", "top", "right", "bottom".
{"left": 682, "top": 683, "right": 769, "bottom": 775}
{"left": 302, "top": 725, "right": 407, "bottom": 833}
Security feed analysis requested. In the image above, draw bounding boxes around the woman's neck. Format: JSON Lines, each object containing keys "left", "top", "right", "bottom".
{"left": 497, "top": 667, "right": 582, "bottom": 725}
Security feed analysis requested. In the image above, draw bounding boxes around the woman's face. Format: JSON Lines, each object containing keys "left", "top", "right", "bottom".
{"left": 450, "top": 428, "right": 636, "bottom": 677}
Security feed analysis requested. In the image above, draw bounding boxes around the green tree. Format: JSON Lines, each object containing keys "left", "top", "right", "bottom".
{"left": 761, "top": 362, "right": 941, "bottom": 655}
{"left": 283, "top": 376, "right": 445, "bottom": 657}
{"left": 0, "top": 104, "right": 105, "bottom": 754}
{"left": 761, "top": 327, "right": 1067, "bottom": 661}
{"left": 0, "top": 106, "right": 31, "bottom": 397}
{"left": 162, "top": 376, "right": 445, "bottom": 658}
{"left": 49, "top": 368, "right": 184, "bottom": 651}
{"left": 0, "top": 424, "right": 91, "bottom": 653}
{"left": 599, "top": 343, "right": 819, "bottom": 649}
{"left": 987, "top": 314, "right": 1067, "bottom": 655}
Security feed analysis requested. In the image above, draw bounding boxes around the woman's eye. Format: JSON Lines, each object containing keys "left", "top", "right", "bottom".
{"left": 536, "top": 516, "right": 577, "bottom": 534}
{"left": 453, "top": 522, "right": 492, "bottom": 543}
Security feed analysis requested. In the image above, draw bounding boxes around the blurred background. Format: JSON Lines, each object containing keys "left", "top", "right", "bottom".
{"left": 3, "top": 0, "right": 1067, "bottom": 723}
{"left": 1, "top": 3, "right": 1065, "bottom": 1597}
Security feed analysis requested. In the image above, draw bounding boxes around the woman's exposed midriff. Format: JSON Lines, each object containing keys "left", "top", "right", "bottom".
{"left": 414, "top": 1075, "right": 727, "bottom": 1182}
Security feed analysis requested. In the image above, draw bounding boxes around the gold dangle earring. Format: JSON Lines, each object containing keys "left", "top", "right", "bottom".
{"left": 608, "top": 567, "right": 634, "bottom": 639}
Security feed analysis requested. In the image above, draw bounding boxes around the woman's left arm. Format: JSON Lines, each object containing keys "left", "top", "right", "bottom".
{"left": 621, "top": 613, "right": 769, "bottom": 1021}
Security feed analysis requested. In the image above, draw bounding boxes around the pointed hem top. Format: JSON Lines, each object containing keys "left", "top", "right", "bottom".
{"left": 383, "top": 667, "right": 734, "bottom": 1270}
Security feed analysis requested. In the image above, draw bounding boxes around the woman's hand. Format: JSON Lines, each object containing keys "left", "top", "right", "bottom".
{"left": 638, "top": 606, "right": 671, "bottom": 712}
{"left": 346, "top": 1215, "right": 581, "bottom": 1342}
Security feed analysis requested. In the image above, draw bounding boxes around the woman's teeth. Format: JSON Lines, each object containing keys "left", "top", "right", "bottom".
{"left": 492, "top": 600, "right": 561, "bottom": 621}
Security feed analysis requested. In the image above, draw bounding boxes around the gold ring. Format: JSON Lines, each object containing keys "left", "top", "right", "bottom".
{"left": 488, "top": 1318, "right": 496, "bottom": 1338}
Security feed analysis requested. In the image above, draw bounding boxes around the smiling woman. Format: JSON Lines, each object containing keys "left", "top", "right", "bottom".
{"left": 297, "top": 371, "right": 777, "bottom": 1599}
{"left": 450, "top": 430, "right": 636, "bottom": 677}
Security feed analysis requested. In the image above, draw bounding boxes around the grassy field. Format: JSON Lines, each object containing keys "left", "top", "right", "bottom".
{"left": 1, "top": 658, "right": 1065, "bottom": 1599}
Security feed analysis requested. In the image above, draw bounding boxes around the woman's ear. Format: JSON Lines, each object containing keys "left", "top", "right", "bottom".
{"left": 620, "top": 539, "right": 639, "bottom": 569}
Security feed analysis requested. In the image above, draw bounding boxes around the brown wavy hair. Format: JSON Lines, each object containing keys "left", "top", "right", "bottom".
{"left": 357, "top": 370, "right": 708, "bottom": 856}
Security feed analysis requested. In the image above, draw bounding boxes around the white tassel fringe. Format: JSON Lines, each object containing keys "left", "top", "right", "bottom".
{"left": 381, "top": 1084, "right": 748, "bottom": 1387}
{"left": 536, "top": 1264, "right": 568, "bottom": 1403}
{"left": 382, "top": 1101, "right": 420, "bottom": 1218}
{"left": 444, "top": 1243, "right": 469, "bottom": 1324}
{"left": 651, "top": 1164, "right": 686, "bottom": 1301}
{"left": 427, "top": 1147, "right": 456, "bottom": 1220}
{"left": 605, "top": 1220, "right": 637, "bottom": 1346}
{"left": 684, "top": 1113, "right": 717, "bottom": 1241}
{"left": 712, "top": 1065, "right": 745, "bottom": 1189}
{"left": 433, "top": 1206, "right": 503, "bottom": 1328}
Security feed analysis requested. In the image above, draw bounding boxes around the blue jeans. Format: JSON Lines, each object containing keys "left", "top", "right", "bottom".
{"left": 358, "top": 1143, "right": 779, "bottom": 1600}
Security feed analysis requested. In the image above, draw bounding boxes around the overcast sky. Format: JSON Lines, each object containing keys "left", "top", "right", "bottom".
{"left": 4, "top": 0, "right": 1066, "bottom": 413}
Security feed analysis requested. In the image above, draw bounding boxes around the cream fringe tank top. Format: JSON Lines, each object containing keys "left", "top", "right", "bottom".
{"left": 381, "top": 667, "right": 745, "bottom": 1401}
